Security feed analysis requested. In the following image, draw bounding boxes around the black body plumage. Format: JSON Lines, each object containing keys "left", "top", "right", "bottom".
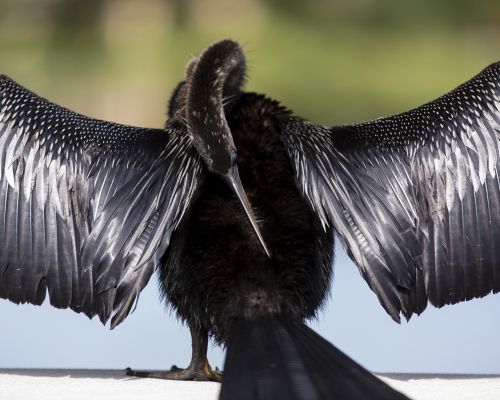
{"left": 0, "top": 39, "right": 499, "bottom": 399}
{"left": 162, "top": 92, "right": 334, "bottom": 342}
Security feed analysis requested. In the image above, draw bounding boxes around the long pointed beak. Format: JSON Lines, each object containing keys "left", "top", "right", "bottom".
{"left": 226, "top": 167, "right": 271, "bottom": 258}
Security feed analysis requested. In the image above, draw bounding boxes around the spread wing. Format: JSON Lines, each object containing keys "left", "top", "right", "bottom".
{"left": 281, "top": 63, "right": 500, "bottom": 321}
{"left": 0, "top": 75, "right": 204, "bottom": 327}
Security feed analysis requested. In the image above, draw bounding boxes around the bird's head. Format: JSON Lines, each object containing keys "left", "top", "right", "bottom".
{"left": 184, "top": 39, "right": 271, "bottom": 257}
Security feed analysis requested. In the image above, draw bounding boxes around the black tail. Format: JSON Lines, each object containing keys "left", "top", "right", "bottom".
{"left": 220, "top": 318, "right": 410, "bottom": 400}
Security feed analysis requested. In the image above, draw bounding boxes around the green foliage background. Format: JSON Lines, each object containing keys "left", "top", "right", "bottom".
{"left": 0, "top": 0, "right": 498, "bottom": 129}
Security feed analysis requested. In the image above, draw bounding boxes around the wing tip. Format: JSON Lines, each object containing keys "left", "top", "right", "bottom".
{"left": 389, "top": 309, "right": 402, "bottom": 324}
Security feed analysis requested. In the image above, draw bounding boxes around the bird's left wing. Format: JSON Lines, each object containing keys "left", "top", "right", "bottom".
{"left": 280, "top": 63, "right": 500, "bottom": 321}
{"left": 0, "top": 76, "right": 204, "bottom": 327}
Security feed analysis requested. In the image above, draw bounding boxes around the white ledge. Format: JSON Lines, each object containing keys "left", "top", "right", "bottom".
{"left": 1, "top": 369, "right": 500, "bottom": 400}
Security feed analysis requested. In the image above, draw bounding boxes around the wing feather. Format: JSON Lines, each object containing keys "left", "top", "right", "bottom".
{"left": 281, "top": 62, "right": 500, "bottom": 320}
{"left": 0, "top": 75, "right": 204, "bottom": 326}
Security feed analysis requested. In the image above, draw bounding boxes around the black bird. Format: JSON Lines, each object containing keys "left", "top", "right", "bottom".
{"left": 0, "top": 39, "right": 499, "bottom": 399}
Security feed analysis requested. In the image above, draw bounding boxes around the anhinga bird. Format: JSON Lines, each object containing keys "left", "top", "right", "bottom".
{"left": 0, "top": 40, "right": 499, "bottom": 399}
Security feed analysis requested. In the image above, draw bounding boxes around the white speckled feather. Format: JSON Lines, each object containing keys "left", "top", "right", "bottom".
{"left": 0, "top": 75, "right": 204, "bottom": 327}
{"left": 282, "top": 62, "right": 500, "bottom": 320}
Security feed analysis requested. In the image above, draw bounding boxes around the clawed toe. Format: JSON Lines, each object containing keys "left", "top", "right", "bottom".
{"left": 125, "top": 365, "right": 222, "bottom": 382}
{"left": 125, "top": 325, "right": 222, "bottom": 382}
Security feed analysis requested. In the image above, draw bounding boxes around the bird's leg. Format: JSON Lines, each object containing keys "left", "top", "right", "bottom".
{"left": 125, "top": 323, "right": 221, "bottom": 382}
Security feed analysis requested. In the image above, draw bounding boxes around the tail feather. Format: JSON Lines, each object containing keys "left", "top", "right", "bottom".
{"left": 220, "top": 318, "right": 409, "bottom": 400}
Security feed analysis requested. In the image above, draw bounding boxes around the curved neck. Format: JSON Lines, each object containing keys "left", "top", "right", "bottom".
{"left": 186, "top": 40, "right": 246, "bottom": 174}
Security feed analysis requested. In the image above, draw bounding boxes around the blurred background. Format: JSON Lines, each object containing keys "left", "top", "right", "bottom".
{"left": 0, "top": 0, "right": 499, "bottom": 374}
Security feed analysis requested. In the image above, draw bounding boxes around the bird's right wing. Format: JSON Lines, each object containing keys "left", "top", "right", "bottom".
{"left": 0, "top": 75, "right": 204, "bottom": 327}
{"left": 280, "top": 63, "right": 500, "bottom": 321}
